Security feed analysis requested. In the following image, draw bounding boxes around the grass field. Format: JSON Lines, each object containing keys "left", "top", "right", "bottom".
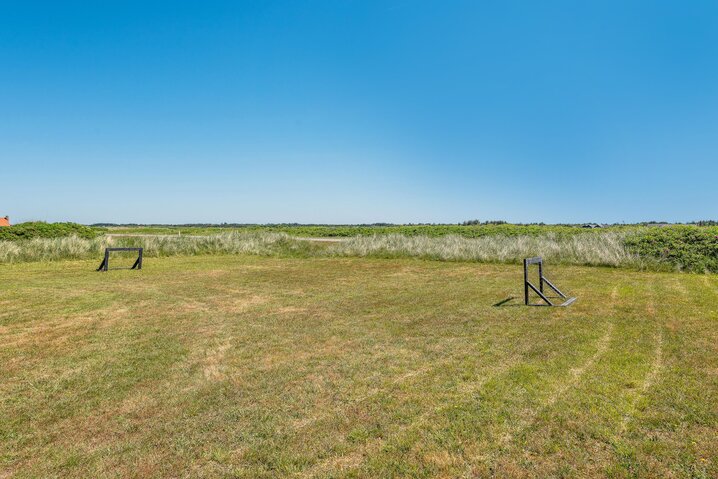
{"left": 2, "top": 255, "right": 717, "bottom": 478}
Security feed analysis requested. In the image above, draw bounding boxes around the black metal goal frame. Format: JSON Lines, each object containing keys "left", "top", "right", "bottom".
{"left": 97, "top": 247, "right": 143, "bottom": 272}
{"left": 523, "top": 257, "right": 576, "bottom": 307}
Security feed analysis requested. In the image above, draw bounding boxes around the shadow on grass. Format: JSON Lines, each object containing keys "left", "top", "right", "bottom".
{"left": 493, "top": 295, "right": 568, "bottom": 307}
{"left": 493, "top": 297, "right": 517, "bottom": 307}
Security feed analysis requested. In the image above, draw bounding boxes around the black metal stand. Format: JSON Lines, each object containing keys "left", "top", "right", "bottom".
{"left": 523, "top": 257, "right": 576, "bottom": 307}
{"left": 97, "top": 247, "right": 143, "bottom": 272}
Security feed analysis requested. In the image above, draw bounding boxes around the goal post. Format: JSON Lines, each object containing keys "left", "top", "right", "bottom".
{"left": 523, "top": 257, "right": 576, "bottom": 307}
{"left": 97, "top": 247, "right": 143, "bottom": 272}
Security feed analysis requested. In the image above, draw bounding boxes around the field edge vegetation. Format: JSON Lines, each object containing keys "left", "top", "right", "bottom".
{"left": 2, "top": 228, "right": 717, "bottom": 273}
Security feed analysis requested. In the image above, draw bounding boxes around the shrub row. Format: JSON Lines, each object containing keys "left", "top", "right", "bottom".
{"left": 0, "top": 222, "right": 98, "bottom": 241}
{"left": 624, "top": 226, "right": 718, "bottom": 273}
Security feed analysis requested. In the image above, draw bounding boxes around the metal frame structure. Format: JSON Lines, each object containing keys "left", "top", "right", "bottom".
{"left": 523, "top": 257, "right": 576, "bottom": 306}
{"left": 97, "top": 247, "right": 143, "bottom": 272}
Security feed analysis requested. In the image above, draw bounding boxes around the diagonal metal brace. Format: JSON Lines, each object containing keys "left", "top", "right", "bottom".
{"left": 523, "top": 257, "right": 575, "bottom": 307}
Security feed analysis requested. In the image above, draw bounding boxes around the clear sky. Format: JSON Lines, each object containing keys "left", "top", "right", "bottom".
{"left": 2, "top": 1, "right": 717, "bottom": 224}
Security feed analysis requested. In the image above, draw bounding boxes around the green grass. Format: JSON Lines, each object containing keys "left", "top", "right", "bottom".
{"left": 99, "top": 223, "right": 625, "bottom": 238}
{"left": 1, "top": 255, "right": 716, "bottom": 478}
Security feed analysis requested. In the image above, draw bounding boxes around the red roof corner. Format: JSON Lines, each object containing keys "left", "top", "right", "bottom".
{"left": 0, "top": 216, "right": 10, "bottom": 227}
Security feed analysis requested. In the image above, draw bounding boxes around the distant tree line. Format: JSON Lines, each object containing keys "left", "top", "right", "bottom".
{"left": 90, "top": 220, "right": 718, "bottom": 228}
{"left": 460, "top": 220, "right": 507, "bottom": 226}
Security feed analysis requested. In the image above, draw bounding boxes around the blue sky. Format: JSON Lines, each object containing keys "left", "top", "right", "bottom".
{"left": 2, "top": 1, "right": 717, "bottom": 224}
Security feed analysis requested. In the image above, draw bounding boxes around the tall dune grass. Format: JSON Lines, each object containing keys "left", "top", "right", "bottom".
{"left": 0, "top": 231, "right": 663, "bottom": 270}
{"left": 0, "top": 232, "right": 293, "bottom": 264}
{"left": 116, "top": 231, "right": 293, "bottom": 257}
{"left": 0, "top": 235, "right": 110, "bottom": 263}
{"left": 327, "top": 232, "right": 645, "bottom": 268}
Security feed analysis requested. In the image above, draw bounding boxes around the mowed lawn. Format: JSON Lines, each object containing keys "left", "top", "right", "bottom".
{"left": 1, "top": 256, "right": 717, "bottom": 478}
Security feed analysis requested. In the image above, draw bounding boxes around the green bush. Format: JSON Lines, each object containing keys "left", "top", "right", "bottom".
{"left": 624, "top": 226, "right": 718, "bottom": 273}
{"left": 0, "top": 222, "right": 98, "bottom": 241}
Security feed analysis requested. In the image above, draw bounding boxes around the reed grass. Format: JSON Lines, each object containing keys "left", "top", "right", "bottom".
{"left": 0, "top": 231, "right": 666, "bottom": 270}
{"left": 0, "top": 232, "right": 292, "bottom": 263}
{"left": 116, "top": 231, "right": 293, "bottom": 257}
{"left": 327, "top": 232, "right": 645, "bottom": 267}
{"left": 0, "top": 235, "right": 109, "bottom": 263}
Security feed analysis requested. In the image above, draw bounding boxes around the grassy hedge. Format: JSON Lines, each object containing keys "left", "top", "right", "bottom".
{"left": 625, "top": 226, "right": 718, "bottom": 273}
{"left": 0, "top": 222, "right": 98, "bottom": 241}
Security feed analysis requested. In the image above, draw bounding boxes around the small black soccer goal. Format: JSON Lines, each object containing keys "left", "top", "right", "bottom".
{"left": 97, "top": 247, "right": 143, "bottom": 272}
{"left": 523, "top": 257, "right": 576, "bottom": 307}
